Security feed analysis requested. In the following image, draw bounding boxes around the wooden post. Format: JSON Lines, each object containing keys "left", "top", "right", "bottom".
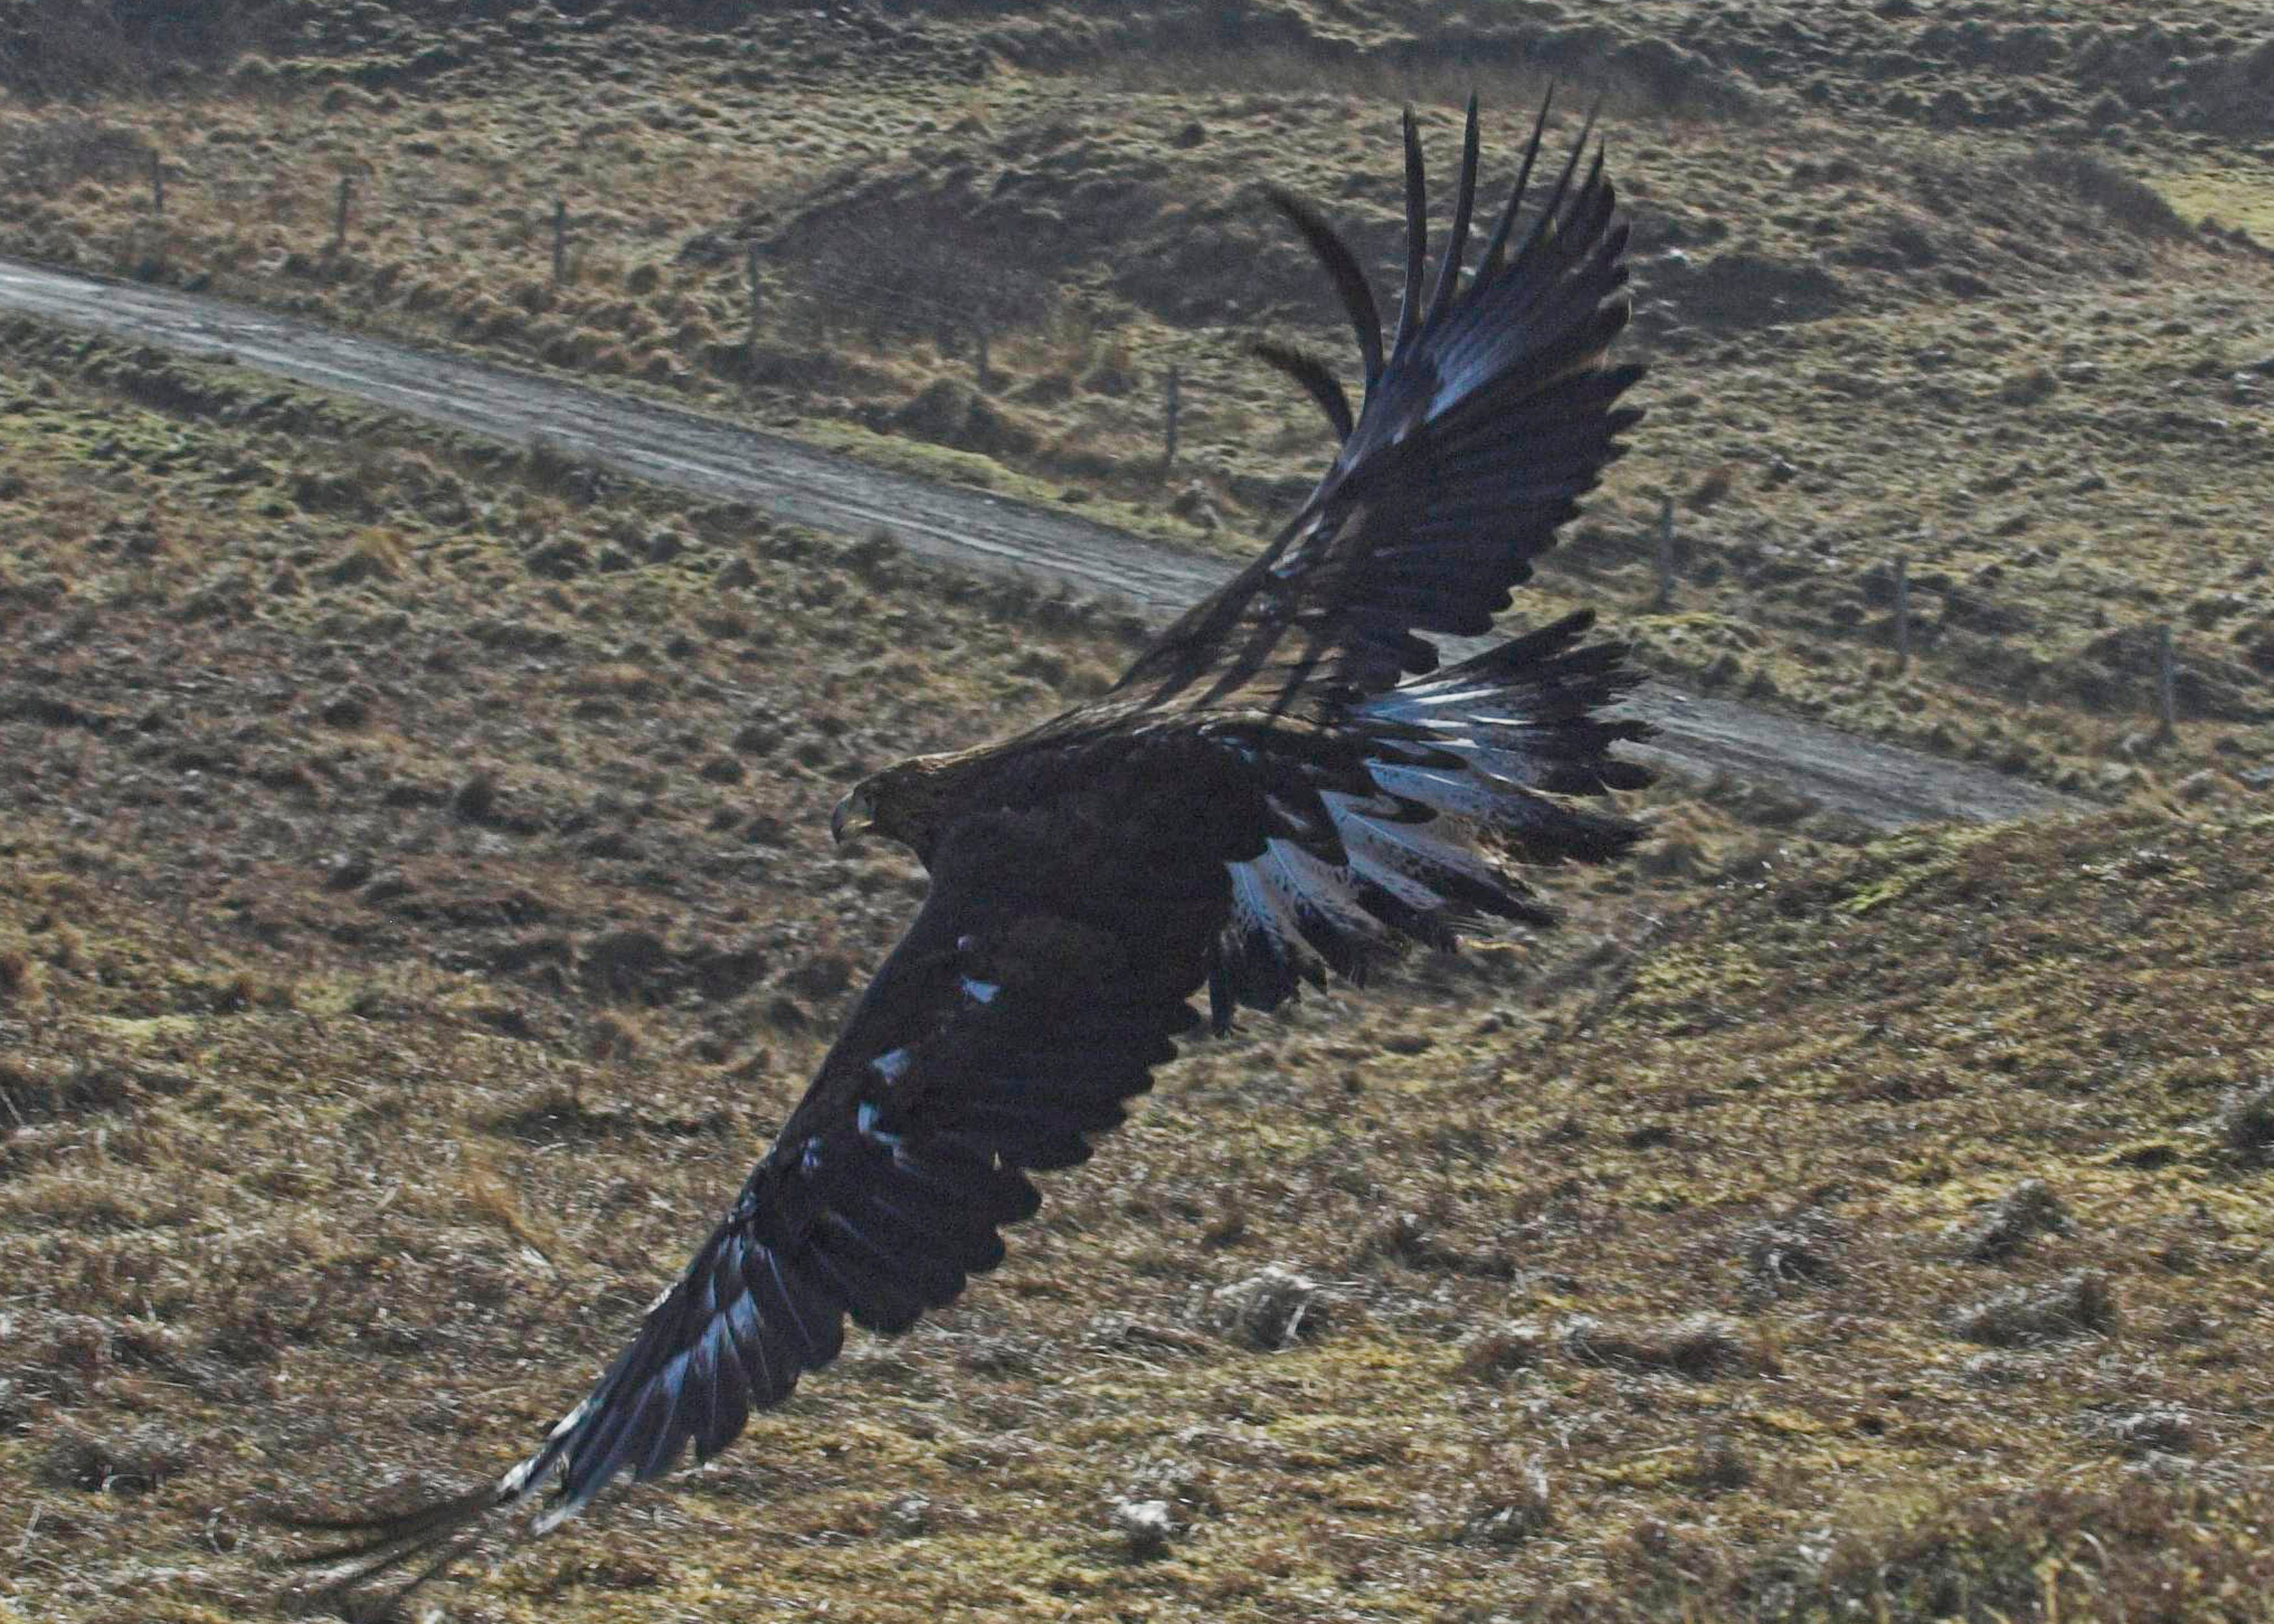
{"left": 2156, "top": 623, "right": 2177, "bottom": 742}
{"left": 973, "top": 324, "right": 991, "bottom": 390}
{"left": 551, "top": 197, "right": 568, "bottom": 286}
{"left": 149, "top": 149, "right": 164, "bottom": 218}
{"left": 1164, "top": 365, "right": 1181, "bottom": 472}
{"left": 331, "top": 175, "right": 351, "bottom": 255}
{"left": 1652, "top": 495, "right": 1674, "bottom": 609}
{"left": 745, "top": 242, "right": 762, "bottom": 345}
{"left": 1893, "top": 553, "right": 1911, "bottom": 672}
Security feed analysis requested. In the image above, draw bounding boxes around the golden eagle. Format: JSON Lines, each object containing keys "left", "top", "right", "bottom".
{"left": 287, "top": 93, "right": 1649, "bottom": 1603}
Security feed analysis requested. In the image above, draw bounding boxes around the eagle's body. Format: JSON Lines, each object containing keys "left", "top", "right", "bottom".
{"left": 288, "top": 93, "right": 1651, "bottom": 1605}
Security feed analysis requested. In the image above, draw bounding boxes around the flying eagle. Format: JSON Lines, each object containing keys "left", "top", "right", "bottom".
{"left": 287, "top": 92, "right": 1650, "bottom": 1603}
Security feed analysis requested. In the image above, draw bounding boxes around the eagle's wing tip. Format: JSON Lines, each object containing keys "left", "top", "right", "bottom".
{"left": 269, "top": 1475, "right": 520, "bottom": 1616}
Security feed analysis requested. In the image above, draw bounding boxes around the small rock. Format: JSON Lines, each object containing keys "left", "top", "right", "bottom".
{"left": 1946, "top": 1178, "right": 2071, "bottom": 1262}
{"left": 1110, "top": 1497, "right": 1176, "bottom": 1557}
{"left": 1207, "top": 1265, "right": 1325, "bottom": 1351}
{"left": 879, "top": 1493, "right": 931, "bottom": 1538}
{"left": 2100, "top": 1406, "right": 2195, "bottom": 1457}
{"left": 1952, "top": 1270, "right": 2117, "bottom": 1346}
{"left": 321, "top": 852, "right": 375, "bottom": 892}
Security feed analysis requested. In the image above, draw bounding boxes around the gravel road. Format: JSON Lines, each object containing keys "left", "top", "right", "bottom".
{"left": 0, "top": 254, "right": 2087, "bottom": 831}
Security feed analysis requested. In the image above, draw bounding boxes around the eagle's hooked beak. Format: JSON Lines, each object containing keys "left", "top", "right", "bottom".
{"left": 830, "top": 785, "right": 875, "bottom": 847}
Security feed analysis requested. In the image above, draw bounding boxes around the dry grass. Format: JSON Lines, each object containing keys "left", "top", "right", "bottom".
{"left": 0, "top": 259, "right": 2269, "bottom": 1624}
{"left": 2, "top": 7, "right": 2274, "bottom": 1619}
{"left": 0, "top": 10, "right": 2268, "bottom": 805}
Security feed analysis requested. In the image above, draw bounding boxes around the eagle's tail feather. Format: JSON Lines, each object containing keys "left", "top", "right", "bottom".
{"left": 272, "top": 1480, "right": 508, "bottom": 1614}
{"left": 1208, "top": 611, "right": 1648, "bottom": 1027}
{"left": 272, "top": 1416, "right": 582, "bottom": 1612}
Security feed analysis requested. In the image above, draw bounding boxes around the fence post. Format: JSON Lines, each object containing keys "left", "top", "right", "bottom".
{"left": 2156, "top": 623, "right": 2177, "bottom": 742}
{"left": 551, "top": 197, "right": 568, "bottom": 286}
{"left": 1894, "top": 553, "right": 1911, "bottom": 672}
{"left": 1652, "top": 495, "right": 1674, "bottom": 609}
{"left": 331, "top": 175, "right": 352, "bottom": 255}
{"left": 149, "top": 149, "right": 164, "bottom": 218}
{"left": 973, "top": 324, "right": 991, "bottom": 389}
{"left": 1163, "top": 365, "right": 1181, "bottom": 473}
{"left": 745, "top": 242, "right": 762, "bottom": 346}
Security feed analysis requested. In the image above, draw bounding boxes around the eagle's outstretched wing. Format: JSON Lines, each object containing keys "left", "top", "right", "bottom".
{"left": 281, "top": 796, "right": 1233, "bottom": 1609}
{"left": 279, "top": 96, "right": 1651, "bottom": 1613}
{"left": 1114, "top": 94, "right": 1643, "bottom": 718}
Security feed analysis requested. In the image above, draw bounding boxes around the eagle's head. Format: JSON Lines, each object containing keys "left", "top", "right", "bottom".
{"left": 830, "top": 751, "right": 967, "bottom": 856}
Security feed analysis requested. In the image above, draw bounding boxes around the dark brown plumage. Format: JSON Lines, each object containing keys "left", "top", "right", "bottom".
{"left": 281, "top": 92, "right": 1650, "bottom": 1609}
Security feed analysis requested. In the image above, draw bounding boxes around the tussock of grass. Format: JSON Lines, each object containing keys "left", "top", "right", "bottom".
{"left": 2018, "top": 146, "right": 2193, "bottom": 240}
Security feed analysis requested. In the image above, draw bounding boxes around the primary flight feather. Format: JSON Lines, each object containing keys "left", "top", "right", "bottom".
{"left": 283, "top": 92, "right": 1650, "bottom": 1605}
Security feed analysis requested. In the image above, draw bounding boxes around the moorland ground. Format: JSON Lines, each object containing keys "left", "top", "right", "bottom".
{"left": 5, "top": 1, "right": 2273, "bottom": 795}
{"left": 3, "top": 5, "right": 2273, "bottom": 1621}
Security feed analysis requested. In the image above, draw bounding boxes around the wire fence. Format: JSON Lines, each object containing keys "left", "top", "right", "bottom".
{"left": 82, "top": 140, "right": 2268, "bottom": 744}
{"left": 1565, "top": 493, "right": 2246, "bottom": 747}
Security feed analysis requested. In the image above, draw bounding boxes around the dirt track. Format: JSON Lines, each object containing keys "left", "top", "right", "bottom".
{"left": 0, "top": 253, "right": 2086, "bottom": 831}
